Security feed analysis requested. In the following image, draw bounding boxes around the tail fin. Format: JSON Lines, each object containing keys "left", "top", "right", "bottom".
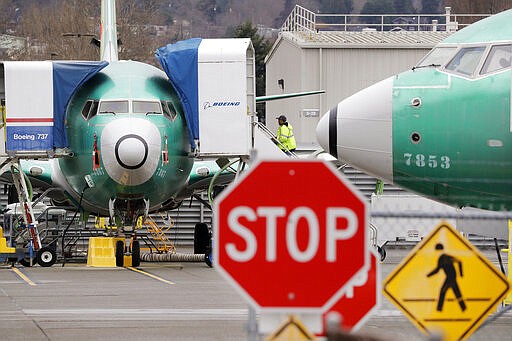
{"left": 100, "top": 0, "right": 119, "bottom": 62}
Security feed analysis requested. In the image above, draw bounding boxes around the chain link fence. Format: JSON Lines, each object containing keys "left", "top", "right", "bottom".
{"left": 369, "top": 193, "right": 510, "bottom": 252}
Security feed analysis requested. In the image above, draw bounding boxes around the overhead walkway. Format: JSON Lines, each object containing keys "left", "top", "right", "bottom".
{"left": 0, "top": 61, "right": 108, "bottom": 264}
{"left": 156, "top": 38, "right": 299, "bottom": 162}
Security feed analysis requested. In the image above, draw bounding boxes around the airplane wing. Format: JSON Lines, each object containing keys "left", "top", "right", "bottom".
{"left": 256, "top": 90, "right": 325, "bottom": 102}
{"left": 0, "top": 158, "right": 243, "bottom": 212}
{"left": 173, "top": 159, "right": 245, "bottom": 207}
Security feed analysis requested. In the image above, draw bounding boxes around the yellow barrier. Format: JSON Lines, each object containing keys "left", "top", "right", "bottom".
{"left": 87, "top": 237, "right": 125, "bottom": 267}
{"left": 0, "top": 227, "right": 15, "bottom": 254}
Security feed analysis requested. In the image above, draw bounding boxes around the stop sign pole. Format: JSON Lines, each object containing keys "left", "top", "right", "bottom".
{"left": 214, "top": 159, "right": 369, "bottom": 318}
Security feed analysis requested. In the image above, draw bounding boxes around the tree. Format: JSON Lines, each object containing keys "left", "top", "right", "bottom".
{"left": 319, "top": 0, "right": 353, "bottom": 14}
{"left": 273, "top": 0, "right": 295, "bottom": 28}
{"left": 232, "top": 21, "right": 272, "bottom": 121}
{"left": 361, "top": 0, "right": 395, "bottom": 14}
{"left": 16, "top": 0, "right": 98, "bottom": 61}
{"left": 444, "top": 0, "right": 510, "bottom": 27}
{"left": 421, "top": 0, "right": 442, "bottom": 13}
{"left": 445, "top": 0, "right": 511, "bottom": 14}
{"left": 196, "top": 0, "right": 217, "bottom": 23}
{"left": 317, "top": 0, "right": 354, "bottom": 27}
{"left": 419, "top": 0, "right": 443, "bottom": 29}
{"left": 0, "top": 0, "right": 19, "bottom": 34}
{"left": 360, "top": 0, "right": 395, "bottom": 27}
{"left": 116, "top": 0, "right": 168, "bottom": 64}
{"left": 393, "top": 0, "right": 415, "bottom": 14}
{"left": 14, "top": 0, "right": 168, "bottom": 64}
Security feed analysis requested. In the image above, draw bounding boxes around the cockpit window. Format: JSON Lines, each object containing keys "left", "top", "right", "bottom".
{"left": 162, "top": 101, "right": 178, "bottom": 121}
{"left": 445, "top": 46, "right": 486, "bottom": 76}
{"left": 81, "top": 100, "right": 99, "bottom": 120}
{"left": 480, "top": 44, "right": 512, "bottom": 75}
{"left": 133, "top": 100, "right": 162, "bottom": 114}
{"left": 99, "top": 100, "right": 129, "bottom": 114}
{"left": 416, "top": 47, "right": 457, "bottom": 68}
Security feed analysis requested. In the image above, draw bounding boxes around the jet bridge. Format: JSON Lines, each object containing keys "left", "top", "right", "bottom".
{"left": 0, "top": 60, "right": 107, "bottom": 258}
{"left": 157, "top": 38, "right": 263, "bottom": 158}
{"left": 0, "top": 60, "right": 108, "bottom": 157}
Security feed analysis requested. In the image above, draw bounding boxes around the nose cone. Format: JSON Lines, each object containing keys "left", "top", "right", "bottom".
{"left": 101, "top": 118, "right": 161, "bottom": 186}
{"left": 116, "top": 135, "right": 148, "bottom": 170}
{"left": 316, "top": 76, "right": 394, "bottom": 182}
{"left": 316, "top": 107, "right": 339, "bottom": 159}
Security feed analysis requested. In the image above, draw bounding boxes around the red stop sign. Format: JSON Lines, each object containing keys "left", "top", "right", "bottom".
{"left": 214, "top": 160, "right": 368, "bottom": 310}
{"left": 322, "top": 250, "right": 379, "bottom": 333}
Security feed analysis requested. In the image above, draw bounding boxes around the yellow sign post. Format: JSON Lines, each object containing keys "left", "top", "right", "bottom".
{"left": 383, "top": 223, "right": 510, "bottom": 341}
{"left": 504, "top": 220, "right": 512, "bottom": 305}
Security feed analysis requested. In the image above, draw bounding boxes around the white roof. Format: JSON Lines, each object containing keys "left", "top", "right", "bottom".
{"left": 279, "top": 30, "right": 452, "bottom": 49}
{"left": 198, "top": 38, "right": 252, "bottom": 62}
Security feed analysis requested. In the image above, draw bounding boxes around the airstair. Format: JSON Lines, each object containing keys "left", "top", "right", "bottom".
{"left": 253, "top": 121, "right": 298, "bottom": 159}
{"left": 0, "top": 102, "right": 41, "bottom": 261}
{"left": 144, "top": 215, "right": 176, "bottom": 253}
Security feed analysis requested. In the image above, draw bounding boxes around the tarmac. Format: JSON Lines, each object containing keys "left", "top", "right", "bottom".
{"left": 0, "top": 247, "right": 509, "bottom": 341}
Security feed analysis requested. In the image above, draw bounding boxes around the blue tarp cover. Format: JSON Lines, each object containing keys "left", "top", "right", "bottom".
{"left": 52, "top": 61, "right": 108, "bottom": 147}
{"left": 155, "top": 38, "right": 202, "bottom": 149}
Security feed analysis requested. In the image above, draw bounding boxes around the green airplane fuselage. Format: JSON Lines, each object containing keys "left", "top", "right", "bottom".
{"left": 317, "top": 9, "right": 512, "bottom": 212}
{"left": 57, "top": 60, "right": 193, "bottom": 216}
{"left": 393, "top": 67, "right": 512, "bottom": 210}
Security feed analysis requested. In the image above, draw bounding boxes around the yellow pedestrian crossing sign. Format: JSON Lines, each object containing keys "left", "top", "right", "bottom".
{"left": 383, "top": 223, "right": 511, "bottom": 341}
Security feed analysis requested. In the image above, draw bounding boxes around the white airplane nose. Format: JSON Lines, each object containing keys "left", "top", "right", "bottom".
{"left": 316, "top": 76, "right": 394, "bottom": 182}
{"left": 115, "top": 135, "right": 148, "bottom": 170}
{"left": 316, "top": 108, "right": 334, "bottom": 157}
{"left": 101, "top": 118, "right": 161, "bottom": 186}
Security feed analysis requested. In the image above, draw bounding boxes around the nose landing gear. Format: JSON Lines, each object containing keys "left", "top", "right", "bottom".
{"left": 108, "top": 197, "right": 147, "bottom": 267}
{"left": 114, "top": 235, "right": 141, "bottom": 267}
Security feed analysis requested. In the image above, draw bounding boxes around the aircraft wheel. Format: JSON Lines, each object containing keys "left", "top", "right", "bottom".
{"left": 37, "top": 247, "right": 57, "bottom": 267}
{"left": 115, "top": 241, "right": 124, "bottom": 267}
{"left": 377, "top": 245, "right": 387, "bottom": 262}
{"left": 194, "top": 223, "right": 210, "bottom": 254}
{"left": 7, "top": 257, "right": 17, "bottom": 266}
{"left": 131, "top": 240, "right": 140, "bottom": 267}
{"left": 19, "top": 258, "right": 35, "bottom": 267}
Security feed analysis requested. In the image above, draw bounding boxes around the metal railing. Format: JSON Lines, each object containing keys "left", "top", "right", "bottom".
{"left": 254, "top": 121, "right": 299, "bottom": 158}
{"left": 281, "top": 5, "right": 490, "bottom": 33}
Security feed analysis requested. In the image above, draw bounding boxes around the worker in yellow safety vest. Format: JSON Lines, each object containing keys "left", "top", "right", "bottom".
{"left": 276, "top": 115, "right": 296, "bottom": 155}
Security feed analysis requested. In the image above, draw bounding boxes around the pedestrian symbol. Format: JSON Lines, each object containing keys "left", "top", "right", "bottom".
{"left": 427, "top": 243, "right": 466, "bottom": 312}
{"left": 383, "top": 223, "right": 511, "bottom": 341}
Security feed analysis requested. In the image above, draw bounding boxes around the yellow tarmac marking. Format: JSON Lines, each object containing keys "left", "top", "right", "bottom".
{"left": 11, "top": 267, "right": 36, "bottom": 286}
{"left": 126, "top": 266, "right": 174, "bottom": 285}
